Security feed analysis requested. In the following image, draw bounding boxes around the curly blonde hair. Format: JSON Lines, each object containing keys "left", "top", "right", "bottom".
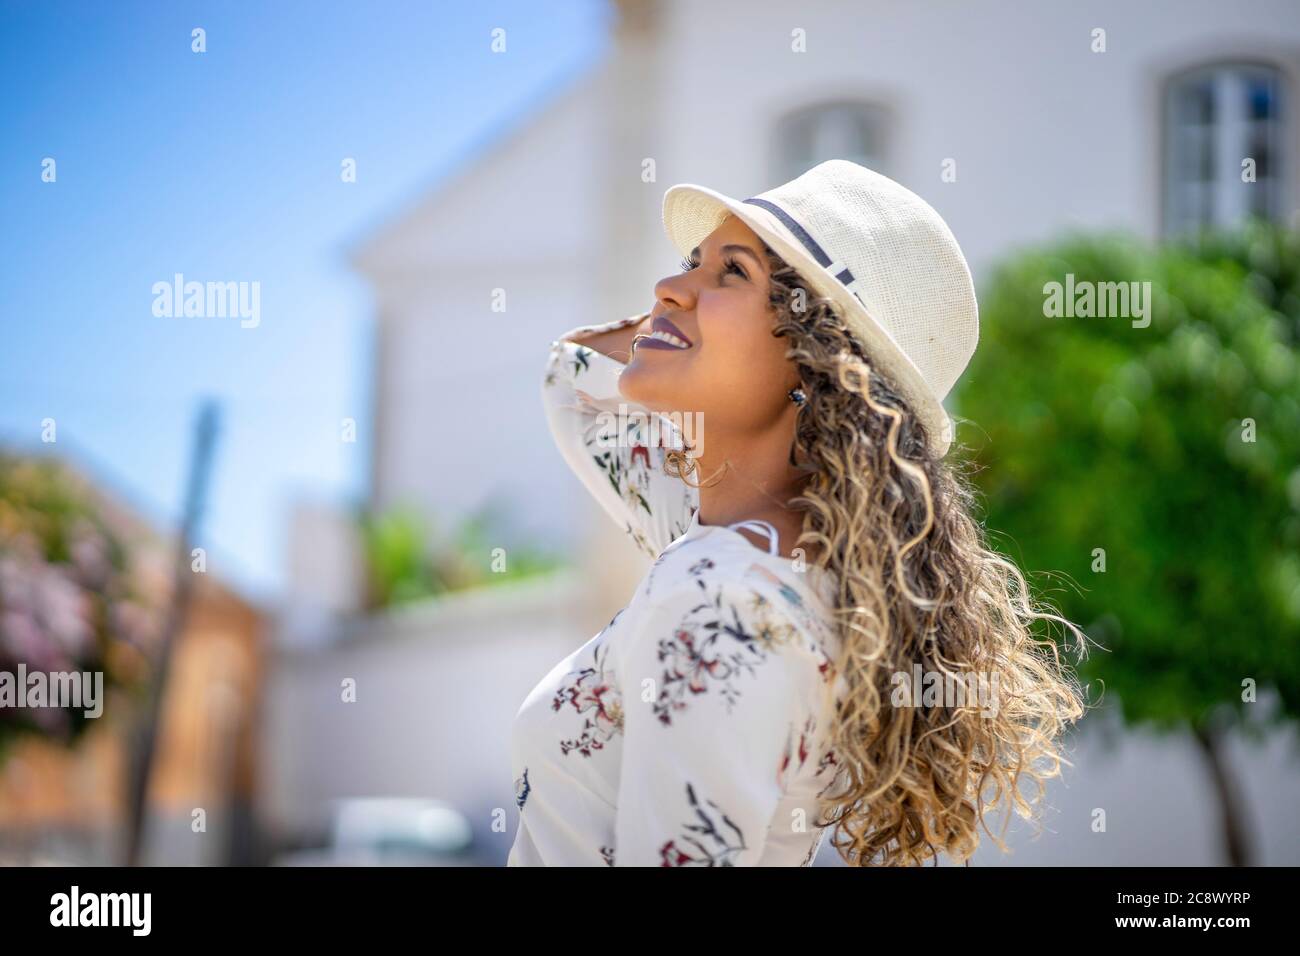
{"left": 664, "top": 244, "right": 1095, "bottom": 866}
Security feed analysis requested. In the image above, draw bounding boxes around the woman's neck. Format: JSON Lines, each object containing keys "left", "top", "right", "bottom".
{"left": 690, "top": 422, "right": 812, "bottom": 559}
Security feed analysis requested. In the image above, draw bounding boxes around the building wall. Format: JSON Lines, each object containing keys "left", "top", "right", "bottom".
{"left": 259, "top": 569, "right": 594, "bottom": 858}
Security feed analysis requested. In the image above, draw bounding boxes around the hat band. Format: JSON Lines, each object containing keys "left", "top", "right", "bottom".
{"left": 742, "top": 196, "right": 865, "bottom": 306}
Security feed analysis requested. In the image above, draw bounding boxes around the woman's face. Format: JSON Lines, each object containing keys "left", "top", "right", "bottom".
{"left": 619, "top": 214, "right": 800, "bottom": 434}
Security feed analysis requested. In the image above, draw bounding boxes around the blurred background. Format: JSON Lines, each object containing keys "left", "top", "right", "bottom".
{"left": 1, "top": 0, "right": 1298, "bottom": 866}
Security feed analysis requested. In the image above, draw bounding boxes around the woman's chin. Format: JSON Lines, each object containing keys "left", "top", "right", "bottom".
{"left": 618, "top": 360, "right": 679, "bottom": 411}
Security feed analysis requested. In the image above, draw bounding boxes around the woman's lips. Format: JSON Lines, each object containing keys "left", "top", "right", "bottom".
{"left": 637, "top": 314, "right": 693, "bottom": 350}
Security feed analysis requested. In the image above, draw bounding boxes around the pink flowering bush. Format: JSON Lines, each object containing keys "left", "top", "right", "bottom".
{"left": 0, "top": 452, "right": 161, "bottom": 760}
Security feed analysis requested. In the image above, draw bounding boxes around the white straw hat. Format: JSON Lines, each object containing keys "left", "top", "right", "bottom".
{"left": 661, "top": 159, "right": 979, "bottom": 458}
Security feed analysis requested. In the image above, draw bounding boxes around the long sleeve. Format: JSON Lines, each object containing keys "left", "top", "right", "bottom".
{"left": 612, "top": 575, "right": 823, "bottom": 866}
{"left": 542, "top": 311, "right": 698, "bottom": 559}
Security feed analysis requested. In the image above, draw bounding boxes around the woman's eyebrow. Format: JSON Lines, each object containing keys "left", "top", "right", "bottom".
{"left": 690, "top": 243, "right": 765, "bottom": 272}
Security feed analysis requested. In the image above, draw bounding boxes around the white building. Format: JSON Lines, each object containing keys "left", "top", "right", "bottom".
{"left": 266, "top": 0, "right": 1300, "bottom": 865}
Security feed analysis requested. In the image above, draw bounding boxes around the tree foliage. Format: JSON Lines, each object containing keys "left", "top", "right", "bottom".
{"left": 953, "top": 223, "right": 1300, "bottom": 737}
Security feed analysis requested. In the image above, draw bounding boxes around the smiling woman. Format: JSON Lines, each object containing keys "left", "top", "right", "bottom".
{"left": 510, "top": 159, "right": 1090, "bottom": 868}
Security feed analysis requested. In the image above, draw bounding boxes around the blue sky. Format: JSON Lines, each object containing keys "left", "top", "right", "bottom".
{"left": 0, "top": 0, "right": 610, "bottom": 606}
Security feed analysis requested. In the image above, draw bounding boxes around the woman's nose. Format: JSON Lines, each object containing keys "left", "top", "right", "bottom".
{"left": 654, "top": 271, "right": 695, "bottom": 311}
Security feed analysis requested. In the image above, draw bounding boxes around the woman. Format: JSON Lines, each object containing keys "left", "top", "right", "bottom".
{"left": 508, "top": 159, "right": 1090, "bottom": 867}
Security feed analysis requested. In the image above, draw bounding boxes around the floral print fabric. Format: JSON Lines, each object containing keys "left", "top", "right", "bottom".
{"left": 508, "top": 314, "right": 845, "bottom": 867}
{"left": 539, "top": 310, "right": 697, "bottom": 559}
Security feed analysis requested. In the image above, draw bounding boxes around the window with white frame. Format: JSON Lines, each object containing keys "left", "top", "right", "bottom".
{"left": 773, "top": 102, "right": 890, "bottom": 186}
{"left": 1163, "top": 63, "right": 1287, "bottom": 236}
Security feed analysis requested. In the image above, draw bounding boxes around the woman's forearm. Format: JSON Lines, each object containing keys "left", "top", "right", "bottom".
{"left": 565, "top": 311, "right": 651, "bottom": 365}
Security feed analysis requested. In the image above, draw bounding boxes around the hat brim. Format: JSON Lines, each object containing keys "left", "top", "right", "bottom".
{"left": 662, "top": 181, "right": 954, "bottom": 457}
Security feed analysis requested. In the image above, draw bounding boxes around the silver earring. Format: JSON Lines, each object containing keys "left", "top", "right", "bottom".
{"left": 788, "top": 387, "right": 807, "bottom": 406}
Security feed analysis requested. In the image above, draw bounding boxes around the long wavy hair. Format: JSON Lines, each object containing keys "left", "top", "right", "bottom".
{"left": 663, "top": 242, "right": 1095, "bottom": 866}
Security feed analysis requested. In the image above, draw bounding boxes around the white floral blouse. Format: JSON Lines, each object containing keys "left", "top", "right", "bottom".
{"left": 508, "top": 311, "right": 847, "bottom": 867}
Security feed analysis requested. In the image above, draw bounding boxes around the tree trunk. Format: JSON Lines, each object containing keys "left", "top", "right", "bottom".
{"left": 1192, "top": 720, "right": 1253, "bottom": 866}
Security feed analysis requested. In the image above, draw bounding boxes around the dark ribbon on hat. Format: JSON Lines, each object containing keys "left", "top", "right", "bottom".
{"left": 743, "top": 196, "right": 865, "bottom": 307}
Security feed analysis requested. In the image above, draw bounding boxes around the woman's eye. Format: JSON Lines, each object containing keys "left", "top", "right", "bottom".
{"left": 678, "top": 256, "right": 748, "bottom": 280}
{"left": 724, "top": 257, "right": 748, "bottom": 279}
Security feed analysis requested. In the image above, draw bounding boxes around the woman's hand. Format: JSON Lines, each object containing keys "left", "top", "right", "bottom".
{"left": 565, "top": 310, "right": 652, "bottom": 366}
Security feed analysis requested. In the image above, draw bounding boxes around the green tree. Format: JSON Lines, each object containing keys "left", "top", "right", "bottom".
{"left": 953, "top": 223, "right": 1300, "bottom": 865}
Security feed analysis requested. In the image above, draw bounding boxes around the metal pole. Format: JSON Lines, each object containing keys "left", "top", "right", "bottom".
{"left": 123, "top": 399, "right": 220, "bottom": 866}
